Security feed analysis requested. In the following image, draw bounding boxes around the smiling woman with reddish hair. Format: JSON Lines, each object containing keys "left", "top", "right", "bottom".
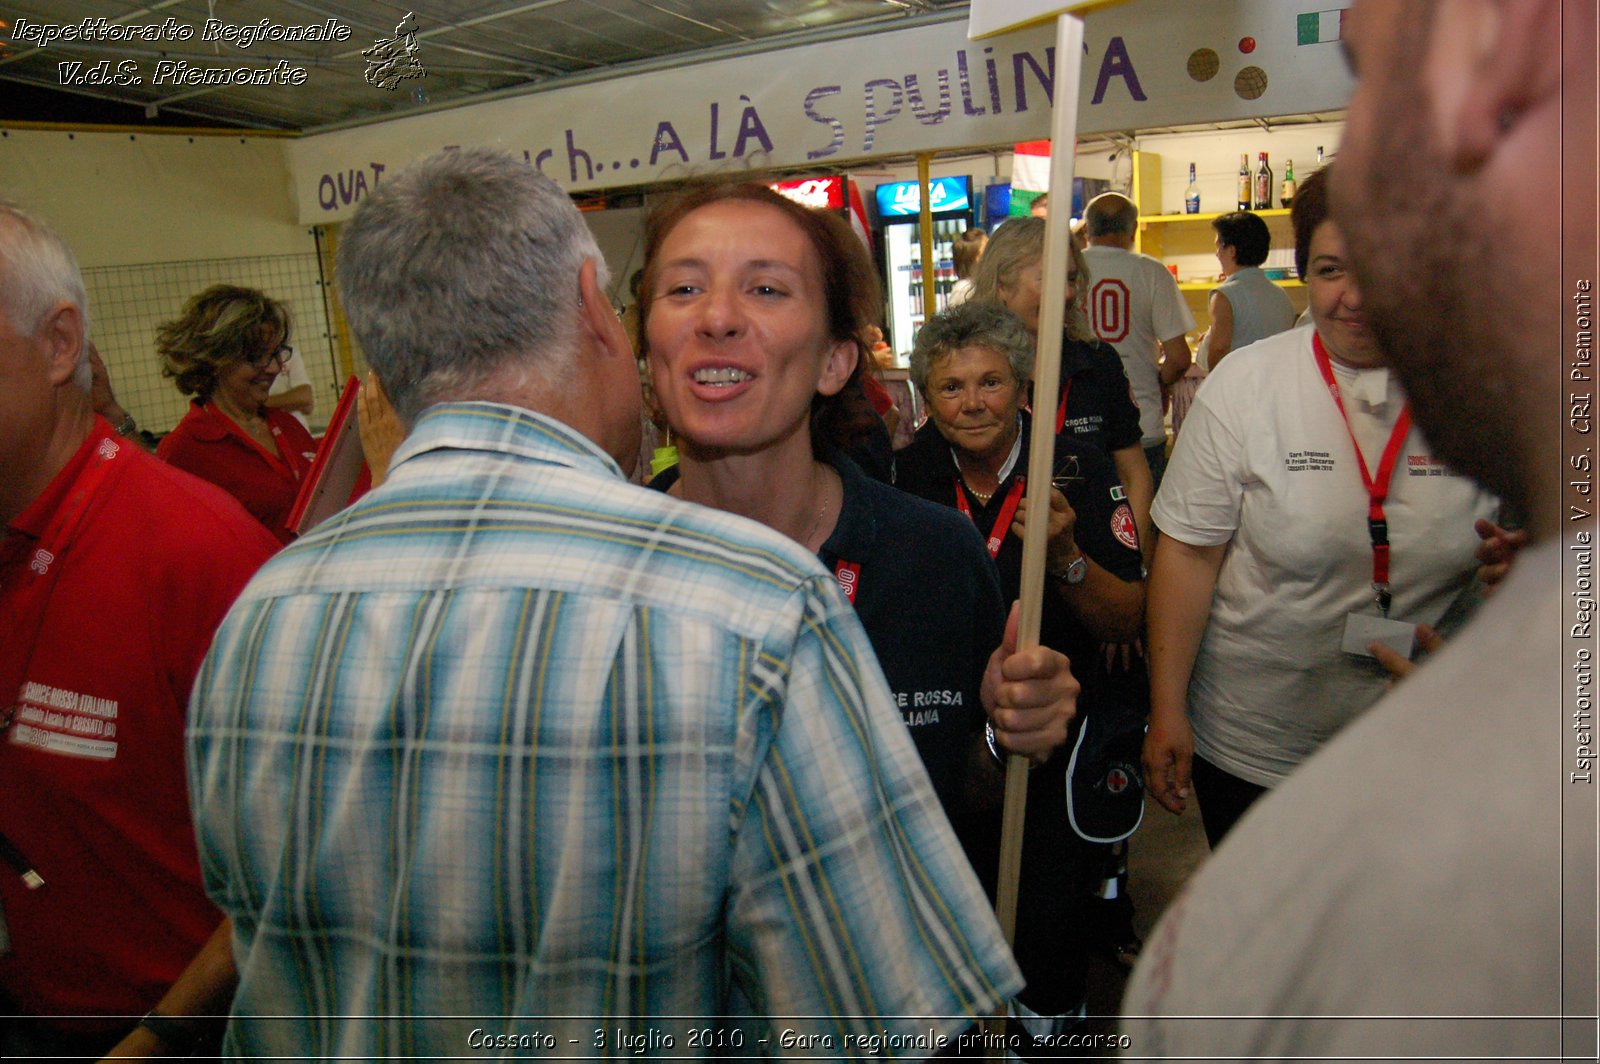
{"left": 639, "top": 185, "right": 1079, "bottom": 966}
{"left": 156, "top": 285, "right": 316, "bottom": 543}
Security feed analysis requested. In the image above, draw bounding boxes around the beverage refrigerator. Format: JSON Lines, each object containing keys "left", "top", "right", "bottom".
{"left": 873, "top": 176, "right": 974, "bottom": 365}
{"left": 770, "top": 173, "right": 874, "bottom": 250}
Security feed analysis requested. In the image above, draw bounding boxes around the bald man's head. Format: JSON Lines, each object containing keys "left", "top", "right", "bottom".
{"left": 1084, "top": 193, "right": 1138, "bottom": 248}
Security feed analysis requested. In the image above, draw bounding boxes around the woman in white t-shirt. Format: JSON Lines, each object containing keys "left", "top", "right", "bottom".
{"left": 1141, "top": 168, "right": 1497, "bottom": 848}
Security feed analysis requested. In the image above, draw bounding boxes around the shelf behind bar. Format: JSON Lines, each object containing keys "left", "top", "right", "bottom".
{"left": 1144, "top": 208, "right": 1293, "bottom": 224}
{"left": 1178, "top": 278, "right": 1303, "bottom": 291}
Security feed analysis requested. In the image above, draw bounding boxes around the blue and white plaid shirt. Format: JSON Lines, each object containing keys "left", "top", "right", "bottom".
{"left": 189, "top": 402, "right": 1019, "bottom": 1059}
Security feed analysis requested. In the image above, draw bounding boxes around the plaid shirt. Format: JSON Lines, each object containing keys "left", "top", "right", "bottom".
{"left": 189, "top": 402, "right": 1019, "bottom": 1059}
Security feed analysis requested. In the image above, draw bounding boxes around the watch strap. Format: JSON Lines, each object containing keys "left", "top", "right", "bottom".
{"left": 137, "top": 1009, "right": 208, "bottom": 1055}
{"left": 1051, "top": 551, "right": 1088, "bottom": 585}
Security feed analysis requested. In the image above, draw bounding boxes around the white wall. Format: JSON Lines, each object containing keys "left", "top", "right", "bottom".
{"left": 586, "top": 205, "right": 648, "bottom": 308}
{"left": 1, "top": 128, "right": 306, "bottom": 265}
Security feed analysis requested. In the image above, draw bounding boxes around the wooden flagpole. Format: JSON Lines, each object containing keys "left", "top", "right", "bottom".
{"left": 966, "top": 3, "right": 1126, "bottom": 1051}
{"left": 992, "top": 5, "right": 1089, "bottom": 951}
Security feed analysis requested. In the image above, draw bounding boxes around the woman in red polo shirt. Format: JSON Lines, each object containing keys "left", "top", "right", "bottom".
{"left": 156, "top": 285, "right": 316, "bottom": 544}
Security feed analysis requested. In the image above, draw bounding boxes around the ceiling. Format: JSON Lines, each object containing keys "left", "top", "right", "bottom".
{"left": 0, "top": 1, "right": 969, "bottom": 132}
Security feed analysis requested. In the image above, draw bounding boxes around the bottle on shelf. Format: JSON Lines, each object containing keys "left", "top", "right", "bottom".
{"left": 1253, "top": 151, "right": 1274, "bottom": 211}
{"left": 1236, "top": 153, "right": 1251, "bottom": 210}
{"left": 1184, "top": 162, "right": 1201, "bottom": 214}
{"left": 1281, "top": 159, "right": 1296, "bottom": 209}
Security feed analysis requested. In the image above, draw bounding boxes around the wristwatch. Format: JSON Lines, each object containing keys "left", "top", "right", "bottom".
{"left": 1051, "top": 551, "right": 1088, "bottom": 586}
{"left": 113, "top": 412, "right": 138, "bottom": 438}
{"left": 137, "top": 1009, "right": 208, "bottom": 1055}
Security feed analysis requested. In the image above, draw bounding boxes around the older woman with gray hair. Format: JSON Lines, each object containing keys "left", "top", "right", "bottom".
{"left": 156, "top": 285, "right": 315, "bottom": 543}
{"left": 895, "top": 299, "right": 1145, "bottom": 1044}
{"left": 968, "top": 216, "right": 1155, "bottom": 562}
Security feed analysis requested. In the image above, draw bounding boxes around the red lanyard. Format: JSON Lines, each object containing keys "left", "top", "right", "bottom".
{"left": 2, "top": 431, "right": 122, "bottom": 726}
{"left": 954, "top": 476, "right": 1026, "bottom": 559}
{"left": 1054, "top": 378, "right": 1073, "bottom": 434}
{"left": 1312, "top": 332, "right": 1412, "bottom": 616}
{"left": 832, "top": 559, "right": 860, "bottom": 604}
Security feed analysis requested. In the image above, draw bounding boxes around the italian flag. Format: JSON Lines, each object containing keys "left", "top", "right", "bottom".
{"left": 1296, "top": 9, "right": 1345, "bottom": 45}
{"left": 1011, "top": 139, "right": 1051, "bottom": 216}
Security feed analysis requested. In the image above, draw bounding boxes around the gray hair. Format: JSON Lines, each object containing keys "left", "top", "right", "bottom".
{"left": 966, "top": 216, "right": 1095, "bottom": 343}
{"left": 335, "top": 148, "right": 608, "bottom": 423}
{"left": 0, "top": 202, "right": 91, "bottom": 391}
{"left": 910, "top": 300, "right": 1035, "bottom": 397}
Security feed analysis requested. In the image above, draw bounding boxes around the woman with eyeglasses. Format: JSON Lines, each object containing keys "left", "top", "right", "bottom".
{"left": 893, "top": 299, "right": 1144, "bottom": 1043}
{"left": 156, "top": 285, "right": 317, "bottom": 544}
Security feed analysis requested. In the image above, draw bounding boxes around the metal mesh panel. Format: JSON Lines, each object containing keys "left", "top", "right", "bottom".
{"left": 81, "top": 250, "right": 343, "bottom": 435}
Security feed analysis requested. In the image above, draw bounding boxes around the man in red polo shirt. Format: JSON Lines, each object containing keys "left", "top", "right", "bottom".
{"left": 0, "top": 203, "right": 278, "bottom": 1058}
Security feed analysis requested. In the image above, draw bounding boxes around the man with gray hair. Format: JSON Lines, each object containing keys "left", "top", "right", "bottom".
{"left": 1082, "top": 191, "right": 1194, "bottom": 499}
{"left": 188, "top": 148, "right": 1021, "bottom": 1058}
{"left": 0, "top": 204, "right": 277, "bottom": 1057}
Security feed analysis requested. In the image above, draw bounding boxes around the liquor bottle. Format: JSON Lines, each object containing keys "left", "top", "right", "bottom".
{"left": 1253, "top": 152, "right": 1274, "bottom": 211}
{"left": 1236, "top": 153, "right": 1251, "bottom": 210}
{"left": 1280, "top": 159, "right": 1297, "bottom": 209}
{"left": 1184, "top": 162, "right": 1201, "bottom": 214}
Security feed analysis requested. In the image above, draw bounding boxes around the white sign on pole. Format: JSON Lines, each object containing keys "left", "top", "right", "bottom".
{"left": 968, "top": 0, "right": 1128, "bottom": 40}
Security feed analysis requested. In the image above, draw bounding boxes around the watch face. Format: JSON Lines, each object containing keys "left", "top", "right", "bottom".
{"left": 1065, "top": 555, "right": 1088, "bottom": 584}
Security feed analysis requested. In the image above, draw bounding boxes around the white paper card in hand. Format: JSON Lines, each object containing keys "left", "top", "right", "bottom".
{"left": 1342, "top": 612, "right": 1417, "bottom": 659}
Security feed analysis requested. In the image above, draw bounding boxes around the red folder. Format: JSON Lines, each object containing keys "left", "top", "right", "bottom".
{"left": 287, "top": 375, "right": 371, "bottom": 535}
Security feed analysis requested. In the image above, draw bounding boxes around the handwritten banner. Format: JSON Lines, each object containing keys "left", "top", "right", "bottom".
{"left": 288, "top": 0, "right": 1353, "bottom": 223}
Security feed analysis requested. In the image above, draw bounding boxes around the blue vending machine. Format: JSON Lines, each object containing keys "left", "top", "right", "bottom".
{"left": 874, "top": 176, "right": 974, "bottom": 365}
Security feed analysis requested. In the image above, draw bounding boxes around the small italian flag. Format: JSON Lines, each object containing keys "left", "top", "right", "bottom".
{"left": 1011, "top": 139, "right": 1051, "bottom": 216}
{"left": 1296, "top": 9, "right": 1346, "bottom": 45}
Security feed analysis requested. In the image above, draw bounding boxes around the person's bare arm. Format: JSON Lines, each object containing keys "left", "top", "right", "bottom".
{"left": 1158, "top": 334, "right": 1192, "bottom": 388}
{"left": 1142, "top": 534, "right": 1228, "bottom": 815}
{"left": 96, "top": 919, "right": 237, "bottom": 1060}
{"left": 1203, "top": 291, "right": 1236, "bottom": 369}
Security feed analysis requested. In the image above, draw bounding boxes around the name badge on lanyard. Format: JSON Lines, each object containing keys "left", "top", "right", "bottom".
{"left": 1312, "top": 333, "right": 1421, "bottom": 660}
